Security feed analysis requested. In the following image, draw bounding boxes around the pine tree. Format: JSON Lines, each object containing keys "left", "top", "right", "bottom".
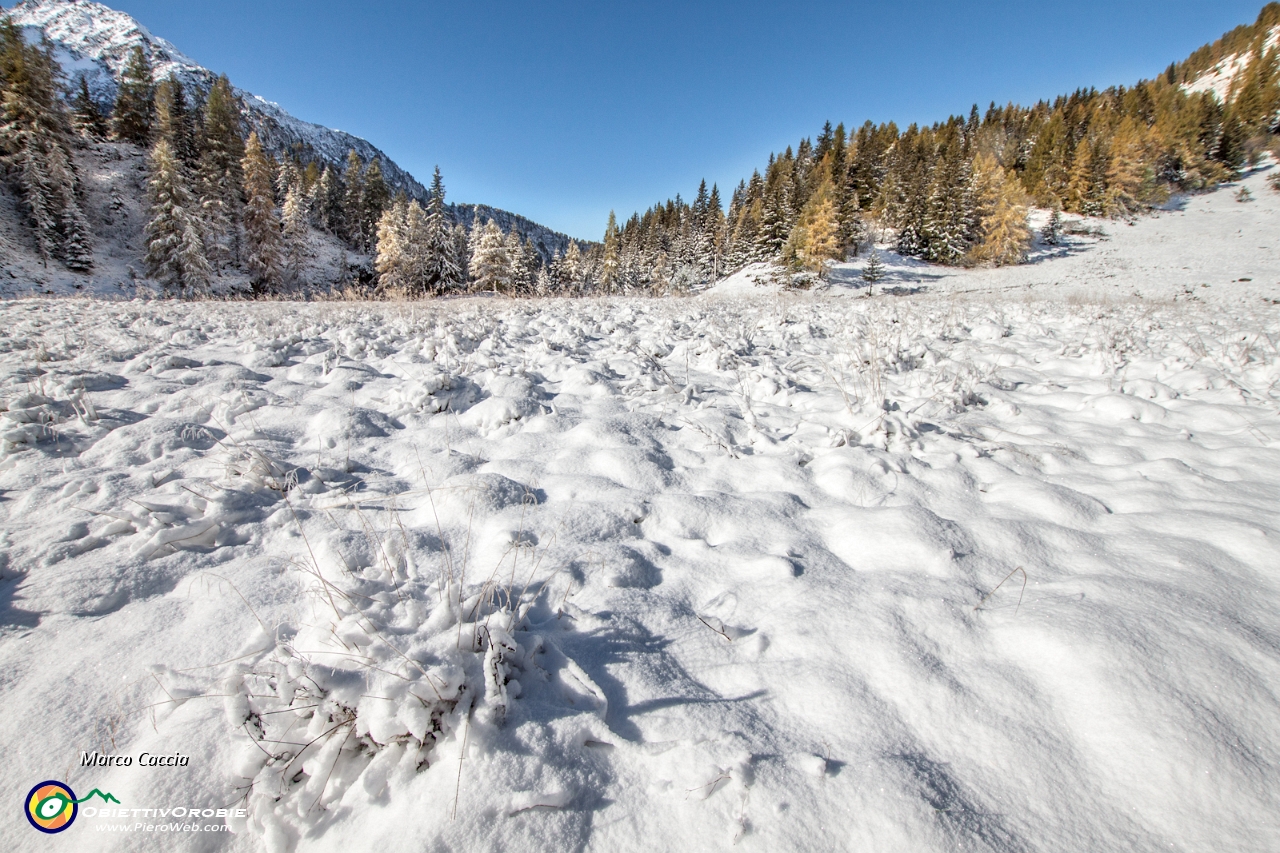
{"left": 112, "top": 46, "right": 154, "bottom": 145}
{"left": 196, "top": 76, "right": 244, "bottom": 269}
{"left": 451, "top": 222, "right": 471, "bottom": 291}
{"left": 241, "top": 132, "right": 282, "bottom": 292}
{"left": 559, "top": 240, "right": 584, "bottom": 294}
{"left": 71, "top": 75, "right": 107, "bottom": 139}
{"left": 506, "top": 228, "right": 532, "bottom": 294}
{"left": 145, "top": 138, "right": 211, "bottom": 294}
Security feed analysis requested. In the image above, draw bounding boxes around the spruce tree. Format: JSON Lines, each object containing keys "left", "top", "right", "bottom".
{"left": 451, "top": 221, "right": 471, "bottom": 291}
{"left": 0, "top": 19, "right": 93, "bottom": 270}
{"left": 154, "top": 77, "right": 197, "bottom": 168}
{"left": 71, "top": 75, "right": 108, "bottom": 139}
{"left": 420, "top": 166, "right": 461, "bottom": 293}
{"left": 861, "top": 250, "right": 884, "bottom": 295}
{"left": 342, "top": 150, "right": 366, "bottom": 249}
{"left": 112, "top": 46, "right": 154, "bottom": 145}
{"left": 468, "top": 219, "right": 511, "bottom": 292}
{"left": 361, "top": 159, "right": 390, "bottom": 252}
{"left": 312, "top": 165, "right": 344, "bottom": 235}
{"left": 241, "top": 132, "right": 282, "bottom": 292}
{"left": 196, "top": 76, "right": 244, "bottom": 269}
{"left": 375, "top": 197, "right": 410, "bottom": 293}
{"left": 145, "top": 138, "right": 211, "bottom": 294}
{"left": 282, "top": 182, "right": 310, "bottom": 285}
{"left": 600, "top": 211, "right": 621, "bottom": 292}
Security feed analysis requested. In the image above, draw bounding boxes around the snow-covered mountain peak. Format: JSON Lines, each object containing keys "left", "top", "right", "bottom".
{"left": 9, "top": 0, "right": 199, "bottom": 83}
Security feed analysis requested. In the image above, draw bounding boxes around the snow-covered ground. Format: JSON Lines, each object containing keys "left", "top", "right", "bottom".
{"left": 2, "top": 171, "right": 1279, "bottom": 853}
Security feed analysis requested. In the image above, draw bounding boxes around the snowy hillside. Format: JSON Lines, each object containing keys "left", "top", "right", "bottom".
{"left": 6, "top": 0, "right": 583, "bottom": 257}
{"left": 1, "top": 168, "right": 1278, "bottom": 853}
{"left": 1182, "top": 20, "right": 1280, "bottom": 102}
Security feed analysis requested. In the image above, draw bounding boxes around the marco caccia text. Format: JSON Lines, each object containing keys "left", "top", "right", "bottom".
{"left": 81, "top": 751, "right": 190, "bottom": 767}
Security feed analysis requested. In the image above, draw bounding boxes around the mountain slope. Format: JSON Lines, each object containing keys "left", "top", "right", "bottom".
{"left": 1180, "top": 3, "right": 1280, "bottom": 103}
{"left": 6, "top": 0, "right": 583, "bottom": 257}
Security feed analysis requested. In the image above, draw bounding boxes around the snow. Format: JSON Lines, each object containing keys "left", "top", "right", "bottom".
{"left": 2, "top": 173, "right": 1280, "bottom": 853}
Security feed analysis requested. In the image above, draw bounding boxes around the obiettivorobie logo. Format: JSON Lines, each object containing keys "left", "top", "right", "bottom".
{"left": 24, "top": 781, "right": 119, "bottom": 834}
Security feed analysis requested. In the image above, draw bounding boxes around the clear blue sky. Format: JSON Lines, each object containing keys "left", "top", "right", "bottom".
{"left": 39, "top": 0, "right": 1276, "bottom": 239}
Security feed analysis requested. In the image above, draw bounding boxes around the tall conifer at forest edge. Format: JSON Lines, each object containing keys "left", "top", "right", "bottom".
{"left": 145, "top": 137, "right": 211, "bottom": 294}
{"left": 0, "top": 17, "right": 93, "bottom": 271}
{"left": 113, "top": 45, "right": 154, "bottom": 145}
{"left": 241, "top": 132, "right": 282, "bottom": 292}
{"left": 198, "top": 76, "right": 244, "bottom": 269}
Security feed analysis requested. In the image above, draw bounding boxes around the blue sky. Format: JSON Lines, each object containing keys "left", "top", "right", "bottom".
{"left": 38, "top": 1, "right": 1274, "bottom": 238}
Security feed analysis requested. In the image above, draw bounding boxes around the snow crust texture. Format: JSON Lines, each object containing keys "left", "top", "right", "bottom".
{"left": 1, "top": 177, "right": 1279, "bottom": 853}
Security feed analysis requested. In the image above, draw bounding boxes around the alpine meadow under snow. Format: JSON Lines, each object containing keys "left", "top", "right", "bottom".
{"left": 1, "top": 1, "right": 1280, "bottom": 852}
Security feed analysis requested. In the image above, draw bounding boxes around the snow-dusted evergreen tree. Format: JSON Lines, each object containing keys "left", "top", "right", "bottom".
{"left": 342, "top": 150, "right": 366, "bottom": 249}
{"left": 71, "top": 75, "right": 107, "bottom": 139}
{"left": 451, "top": 222, "right": 471, "bottom": 290}
{"left": 469, "top": 219, "right": 511, "bottom": 292}
{"left": 534, "top": 265, "right": 552, "bottom": 297}
{"left": 861, "top": 249, "right": 884, "bottom": 295}
{"left": 420, "top": 167, "right": 462, "bottom": 293}
{"left": 154, "top": 77, "right": 197, "bottom": 168}
{"left": 145, "top": 137, "right": 211, "bottom": 294}
{"left": 0, "top": 19, "right": 93, "bottom": 270}
{"left": 361, "top": 159, "right": 390, "bottom": 253}
{"left": 599, "top": 211, "right": 620, "bottom": 293}
{"left": 1041, "top": 204, "right": 1063, "bottom": 245}
{"left": 554, "top": 239, "right": 583, "bottom": 294}
{"left": 241, "top": 132, "right": 282, "bottom": 292}
{"left": 312, "top": 165, "right": 344, "bottom": 235}
{"left": 196, "top": 76, "right": 244, "bottom": 269}
{"left": 375, "top": 197, "right": 410, "bottom": 292}
{"left": 919, "top": 127, "right": 975, "bottom": 265}
{"left": 112, "top": 45, "right": 154, "bottom": 145}
{"left": 282, "top": 182, "right": 310, "bottom": 285}
{"left": 504, "top": 229, "right": 533, "bottom": 294}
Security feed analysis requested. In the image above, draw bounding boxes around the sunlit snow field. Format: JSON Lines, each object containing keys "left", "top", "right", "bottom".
{"left": 2, "top": 167, "right": 1279, "bottom": 853}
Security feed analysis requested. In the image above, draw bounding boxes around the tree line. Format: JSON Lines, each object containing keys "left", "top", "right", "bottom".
{"left": 594, "top": 2, "right": 1280, "bottom": 290}
{"left": 1, "top": 17, "right": 579, "bottom": 297}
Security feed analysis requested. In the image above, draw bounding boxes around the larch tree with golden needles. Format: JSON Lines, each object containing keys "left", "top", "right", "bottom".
{"left": 968, "top": 152, "right": 1032, "bottom": 267}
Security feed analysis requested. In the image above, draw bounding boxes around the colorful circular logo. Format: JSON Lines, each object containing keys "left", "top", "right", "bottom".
{"left": 25, "top": 781, "right": 77, "bottom": 833}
